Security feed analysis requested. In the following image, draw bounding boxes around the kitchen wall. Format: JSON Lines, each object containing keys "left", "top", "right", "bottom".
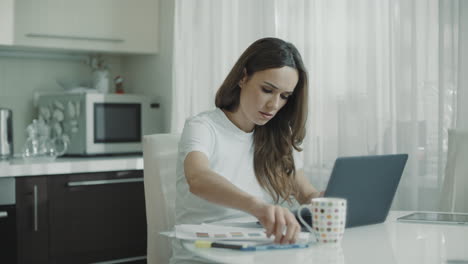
{"left": 0, "top": 52, "right": 122, "bottom": 154}
{"left": 122, "top": 0, "right": 174, "bottom": 133}
{"left": 459, "top": 1, "right": 468, "bottom": 130}
{"left": 0, "top": 0, "right": 173, "bottom": 154}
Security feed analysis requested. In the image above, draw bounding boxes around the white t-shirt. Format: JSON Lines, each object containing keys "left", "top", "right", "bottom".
{"left": 170, "top": 108, "right": 303, "bottom": 264}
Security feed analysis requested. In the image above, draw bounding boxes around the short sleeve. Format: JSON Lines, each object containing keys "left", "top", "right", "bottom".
{"left": 293, "top": 148, "right": 304, "bottom": 170}
{"left": 178, "top": 117, "right": 214, "bottom": 162}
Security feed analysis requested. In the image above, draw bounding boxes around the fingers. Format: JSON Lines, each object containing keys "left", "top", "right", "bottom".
{"left": 263, "top": 207, "right": 275, "bottom": 238}
{"left": 273, "top": 207, "right": 300, "bottom": 244}
{"left": 254, "top": 202, "right": 276, "bottom": 238}
{"left": 273, "top": 208, "right": 285, "bottom": 244}
{"left": 281, "top": 211, "right": 300, "bottom": 244}
{"left": 256, "top": 205, "right": 300, "bottom": 244}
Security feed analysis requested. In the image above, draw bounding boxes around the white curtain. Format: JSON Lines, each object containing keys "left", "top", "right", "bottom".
{"left": 172, "top": 0, "right": 459, "bottom": 211}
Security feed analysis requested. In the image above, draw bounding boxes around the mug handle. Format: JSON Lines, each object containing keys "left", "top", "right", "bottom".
{"left": 53, "top": 137, "right": 68, "bottom": 156}
{"left": 296, "top": 204, "right": 314, "bottom": 233}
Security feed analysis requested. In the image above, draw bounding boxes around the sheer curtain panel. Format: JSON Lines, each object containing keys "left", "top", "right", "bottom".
{"left": 171, "top": 0, "right": 459, "bottom": 211}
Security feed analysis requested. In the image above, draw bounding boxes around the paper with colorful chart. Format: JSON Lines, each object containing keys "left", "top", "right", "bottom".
{"left": 174, "top": 223, "right": 310, "bottom": 243}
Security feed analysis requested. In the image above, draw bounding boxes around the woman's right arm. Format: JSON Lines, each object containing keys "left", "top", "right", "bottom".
{"left": 184, "top": 151, "right": 301, "bottom": 244}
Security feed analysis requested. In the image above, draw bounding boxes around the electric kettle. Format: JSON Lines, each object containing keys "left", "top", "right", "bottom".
{"left": 0, "top": 108, "right": 13, "bottom": 160}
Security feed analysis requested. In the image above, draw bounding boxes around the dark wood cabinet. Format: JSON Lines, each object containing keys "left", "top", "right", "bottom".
{"left": 48, "top": 170, "right": 147, "bottom": 263}
{"left": 0, "top": 204, "right": 18, "bottom": 264}
{"left": 16, "top": 176, "right": 49, "bottom": 264}
{"left": 16, "top": 170, "right": 147, "bottom": 264}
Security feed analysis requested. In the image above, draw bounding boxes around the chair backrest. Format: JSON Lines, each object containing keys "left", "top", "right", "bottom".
{"left": 143, "top": 133, "right": 180, "bottom": 264}
{"left": 440, "top": 129, "right": 468, "bottom": 213}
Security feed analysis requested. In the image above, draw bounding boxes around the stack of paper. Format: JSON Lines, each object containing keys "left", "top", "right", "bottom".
{"left": 172, "top": 223, "right": 310, "bottom": 244}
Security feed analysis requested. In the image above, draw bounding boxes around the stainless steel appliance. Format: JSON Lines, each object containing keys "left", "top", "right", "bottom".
{"left": 0, "top": 178, "right": 17, "bottom": 263}
{"left": 37, "top": 93, "right": 159, "bottom": 155}
{"left": 0, "top": 108, "right": 13, "bottom": 160}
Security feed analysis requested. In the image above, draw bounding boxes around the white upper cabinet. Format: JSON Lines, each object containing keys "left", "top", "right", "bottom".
{"left": 0, "top": 0, "right": 159, "bottom": 54}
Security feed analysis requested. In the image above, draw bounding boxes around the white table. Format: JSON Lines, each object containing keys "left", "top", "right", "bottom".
{"left": 183, "top": 211, "right": 468, "bottom": 264}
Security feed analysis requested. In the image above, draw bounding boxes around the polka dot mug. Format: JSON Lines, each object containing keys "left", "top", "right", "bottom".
{"left": 297, "top": 197, "right": 347, "bottom": 244}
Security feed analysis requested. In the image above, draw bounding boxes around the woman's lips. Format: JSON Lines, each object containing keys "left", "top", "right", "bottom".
{"left": 259, "top": 111, "right": 274, "bottom": 119}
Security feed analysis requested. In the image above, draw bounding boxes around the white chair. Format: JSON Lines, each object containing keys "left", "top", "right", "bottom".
{"left": 439, "top": 129, "right": 468, "bottom": 213}
{"left": 143, "top": 134, "right": 180, "bottom": 264}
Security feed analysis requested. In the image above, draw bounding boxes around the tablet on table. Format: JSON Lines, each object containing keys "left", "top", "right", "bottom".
{"left": 397, "top": 212, "right": 468, "bottom": 225}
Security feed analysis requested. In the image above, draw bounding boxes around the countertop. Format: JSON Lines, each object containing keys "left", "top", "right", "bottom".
{"left": 0, "top": 155, "right": 143, "bottom": 178}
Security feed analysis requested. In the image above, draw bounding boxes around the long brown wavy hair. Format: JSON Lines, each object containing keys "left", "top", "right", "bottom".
{"left": 215, "top": 37, "right": 308, "bottom": 203}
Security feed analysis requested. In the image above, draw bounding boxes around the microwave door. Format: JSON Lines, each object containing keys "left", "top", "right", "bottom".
{"left": 87, "top": 102, "right": 142, "bottom": 154}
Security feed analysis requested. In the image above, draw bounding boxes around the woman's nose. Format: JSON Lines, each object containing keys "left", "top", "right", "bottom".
{"left": 266, "top": 95, "right": 281, "bottom": 110}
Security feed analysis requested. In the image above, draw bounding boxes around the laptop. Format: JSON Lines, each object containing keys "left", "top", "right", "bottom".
{"left": 296, "top": 154, "right": 408, "bottom": 228}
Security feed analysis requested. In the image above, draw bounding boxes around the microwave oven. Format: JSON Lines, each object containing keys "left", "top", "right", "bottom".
{"left": 37, "top": 93, "right": 160, "bottom": 155}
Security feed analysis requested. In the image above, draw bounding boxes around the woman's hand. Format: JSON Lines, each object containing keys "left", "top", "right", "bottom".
{"left": 311, "top": 191, "right": 325, "bottom": 199}
{"left": 294, "top": 170, "right": 324, "bottom": 204}
{"left": 247, "top": 199, "right": 301, "bottom": 244}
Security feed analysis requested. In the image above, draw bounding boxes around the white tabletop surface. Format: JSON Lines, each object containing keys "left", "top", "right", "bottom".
{"left": 0, "top": 155, "right": 143, "bottom": 177}
{"left": 183, "top": 211, "right": 468, "bottom": 264}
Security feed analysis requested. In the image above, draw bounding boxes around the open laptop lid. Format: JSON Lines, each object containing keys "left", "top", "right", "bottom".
{"left": 324, "top": 154, "right": 408, "bottom": 228}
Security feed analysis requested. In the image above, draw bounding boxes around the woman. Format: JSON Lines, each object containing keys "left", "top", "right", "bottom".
{"left": 172, "top": 37, "right": 320, "bottom": 263}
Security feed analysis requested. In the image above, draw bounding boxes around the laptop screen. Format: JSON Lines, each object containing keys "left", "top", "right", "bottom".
{"left": 324, "top": 154, "right": 408, "bottom": 228}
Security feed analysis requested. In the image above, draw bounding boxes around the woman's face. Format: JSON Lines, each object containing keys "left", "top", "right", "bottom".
{"left": 232, "top": 66, "right": 299, "bottom": 132}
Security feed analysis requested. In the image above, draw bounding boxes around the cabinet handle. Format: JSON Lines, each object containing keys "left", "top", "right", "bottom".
{"left": 33, "top": 185, "right": 38, "bottom": 232}
{"left": 25, "top": 33, "right": 124, "bottom": 43}
{"left": 67, "top": 177, "right": 143, "bottom": 187}
{"left": 0, "top": 211, "right": 8, "bottom": 218}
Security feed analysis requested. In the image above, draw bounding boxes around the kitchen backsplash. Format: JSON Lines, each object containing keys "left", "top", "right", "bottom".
{"left": 0, "top": 52, "right": 122, "bottom": 154}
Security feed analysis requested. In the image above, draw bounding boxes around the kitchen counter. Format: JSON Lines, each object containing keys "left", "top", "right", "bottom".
{"left": 0, "top": 155, "right": 143, "bottom": 177}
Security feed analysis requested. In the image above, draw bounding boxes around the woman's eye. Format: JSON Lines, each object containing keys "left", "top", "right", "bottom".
{"left": 261, "top": 87, "right": 272, "bottom": 93}
{"left": 280, "top": 94, "right": 290, "bottom": 100}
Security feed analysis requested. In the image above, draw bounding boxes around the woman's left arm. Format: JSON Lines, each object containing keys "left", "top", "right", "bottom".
{"left": 294, "top": 169, "right": 323, "bottom": 204}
